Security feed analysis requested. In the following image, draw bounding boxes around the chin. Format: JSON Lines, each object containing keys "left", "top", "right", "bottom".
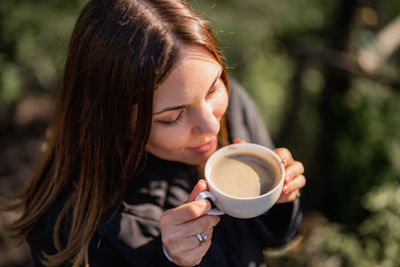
{"left": 184, "top": 149, "right": 217, "bottom": 165}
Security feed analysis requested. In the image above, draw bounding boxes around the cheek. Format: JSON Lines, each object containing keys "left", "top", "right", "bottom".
{"left": 147, "top": 124, "right": 188, "bottom": 151}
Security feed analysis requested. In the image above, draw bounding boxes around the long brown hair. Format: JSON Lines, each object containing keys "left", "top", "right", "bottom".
{"left": 6, "top": 0, "right": 229, "bottom": 266}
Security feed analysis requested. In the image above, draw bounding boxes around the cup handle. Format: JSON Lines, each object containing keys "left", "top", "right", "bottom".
{"left": 195, "top": 191, "right": 225, "bottom": 216}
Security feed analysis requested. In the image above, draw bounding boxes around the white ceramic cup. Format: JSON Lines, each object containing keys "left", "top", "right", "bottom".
{"left": 195, "top": 143, "right": 285, "bottom": 219}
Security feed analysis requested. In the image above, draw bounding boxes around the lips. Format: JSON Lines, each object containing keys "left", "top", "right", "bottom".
{"left": 189, "top": 136, "right": 217, "bottom": 153}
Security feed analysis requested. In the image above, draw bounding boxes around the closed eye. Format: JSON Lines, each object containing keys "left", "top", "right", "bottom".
{"left": 206, "top": 80, "right": 223, "bottom": 98}
{"left": 160, "top": 110, "right": 184, "bottom": 127}
{"left": 207, "top": 88, "right": 217, "bottom": 96}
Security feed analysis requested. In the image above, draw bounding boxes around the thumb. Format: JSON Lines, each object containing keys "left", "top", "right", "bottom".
{"left": 187, "top": 179, "right": 209, "bottom": 202}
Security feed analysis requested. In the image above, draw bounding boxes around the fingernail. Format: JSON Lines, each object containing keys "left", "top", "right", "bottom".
{"left": 234, "top": 138, "right": 242, "bottom": 144}
{"left": 282, "top": 159, "right": 287, "bottom": 166}
{"left": 285, "top": 175, "right": 291, "bottom": 183}
{"left": 283, "top": 185, "right": 289, "bottom": 193}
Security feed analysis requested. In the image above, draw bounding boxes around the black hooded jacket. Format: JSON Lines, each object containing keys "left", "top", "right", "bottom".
{"left": 28, "top": 81, "right": 302, "bottom": 267}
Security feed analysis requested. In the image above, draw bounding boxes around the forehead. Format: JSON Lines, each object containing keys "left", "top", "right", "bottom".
{"left": 153, "top": 47, "right": 222, "bottom": 108}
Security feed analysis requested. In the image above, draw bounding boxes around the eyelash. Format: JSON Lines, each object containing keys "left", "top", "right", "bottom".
{"left": 159, "top": 85, "right": 221, "bottom": 127}
{"left": 207, "top": 85, "right": 220, "bottom": 97}
{"left": 207, "top": 88, "right": 216, "bottom": 96}
{"left": 161, "top": 110, "right": 183, "bottom": 127}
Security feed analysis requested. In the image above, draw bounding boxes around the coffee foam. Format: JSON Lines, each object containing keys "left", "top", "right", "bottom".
{"left": 210, "top": 152, "right": 280, "bottom": 198}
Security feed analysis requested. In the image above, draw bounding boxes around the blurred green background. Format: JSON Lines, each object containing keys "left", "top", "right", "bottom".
{"left": 1, "top": 0, "right": 399, "bottom": 266}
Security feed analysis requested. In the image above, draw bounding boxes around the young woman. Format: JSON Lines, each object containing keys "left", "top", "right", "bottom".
{"left": 7, "top": 0, "right": 306, "bottom": 266}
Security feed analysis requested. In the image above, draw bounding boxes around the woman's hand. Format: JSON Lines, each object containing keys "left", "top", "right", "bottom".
{"left": 160, "top": 180, "right": 220, "bottom": 266}
{"left": 273, "top": 147, "right": 305, "bottom": 203}
{"left": 233, "top": 139, "right": 306, "bottom": 203}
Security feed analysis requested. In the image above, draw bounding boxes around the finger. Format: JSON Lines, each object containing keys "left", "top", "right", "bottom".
{"left": 274, "top": 147, "right": 294, "bottom": 166}
{"left": 169, "top": 228, "right": 214, "bottom": 255}
{"left": 277, "top": 190, "right": 300, "bottom": 203}
{"left": 233, "top": 138, "right": 246, "bottom": 144}
{"left": 187, "top": 179, "right": 208, "bottom": 202}
{"left": 161, "top": 199, "right": 212, "bottom": 227}
{"left": 282, "top": 174, "right": 306, "bottom": 194}
{"left": 176, "top": 214, "right": 220, "bottom": 239}
{"left": 173, "top": 232, "right": 213, "bottom": 267}
{"left": 284, "top": 161, "right": 304, "bottom": 183}
{"left": 187, "top": 227, "right": 213, "bottom": 252}
{"left": 191, "top": 227, "right": 213, "bottom": 248}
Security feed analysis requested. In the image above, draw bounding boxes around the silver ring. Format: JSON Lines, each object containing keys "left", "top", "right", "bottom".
{"left": 195, "top": 233, "right": 206, "bottom": 246}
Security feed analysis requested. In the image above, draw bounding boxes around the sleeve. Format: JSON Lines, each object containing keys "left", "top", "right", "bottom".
{"left": 88, "top": 202, "right": 177, "bottom": 267}
{"left": 88, "top": 167, "right": 195, "bottom": 267}
{"left": 253, "top": 199, "right": 302, "bottom": 247}
{"left": 227, "top": 79, "right": 302, "bottom": 247}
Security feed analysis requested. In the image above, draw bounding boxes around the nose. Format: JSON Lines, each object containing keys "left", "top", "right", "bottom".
{"left": 192, "top": 104, "right": 220, "bottom": 136}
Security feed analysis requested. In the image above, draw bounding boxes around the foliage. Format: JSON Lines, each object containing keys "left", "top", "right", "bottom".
{"left": 1, "top": 0, "right": 400, "bottom": 266}
{"left": 191, "top": 0, "right": 400, "bottom": 226}
{"left": 326, "top": 78, "right": 400, "bottom": 223}
{"left": 265, "top": 182, "right": 400, "bottom": 267}
{"left": 191, "top": 0, "right": 338, "bottom": 135}
{"left": 316, "top": 182, "right": 400, "bottom": 267}
{"left": 0, "top": 0, "right": 86, "bottom": 118}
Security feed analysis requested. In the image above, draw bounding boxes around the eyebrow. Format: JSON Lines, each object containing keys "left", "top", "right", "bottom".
{"left": 153, "top": 69, "right": 222, "bottom": 115}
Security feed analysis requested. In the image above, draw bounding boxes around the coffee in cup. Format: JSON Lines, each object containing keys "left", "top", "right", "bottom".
{"left": 195, "top": 143, "right": 285, "bottom": 219}
{"left": 210, "top": 153, "right": 280, "bottom": 198}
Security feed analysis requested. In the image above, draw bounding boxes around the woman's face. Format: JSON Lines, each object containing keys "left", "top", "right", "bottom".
{"left": 146, "top": 46, "right": 229, "bottom": 165}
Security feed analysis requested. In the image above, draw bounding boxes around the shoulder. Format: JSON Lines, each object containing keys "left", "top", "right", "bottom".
{"left": 227, "top": 79, "right": 274, "bottom": 148}
{"left": 229, "top": 79, "right": 255, "bottom": 106}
